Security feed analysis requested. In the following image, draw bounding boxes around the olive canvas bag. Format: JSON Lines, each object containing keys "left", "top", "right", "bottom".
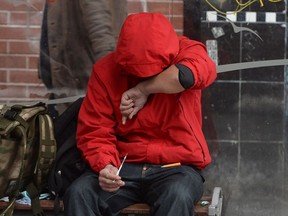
{"left": 0, "top": 103, "right": 56, "bottom": 216}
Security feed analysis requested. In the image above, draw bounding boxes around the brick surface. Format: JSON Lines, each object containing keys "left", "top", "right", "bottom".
{"left": 0, "top": 70, "right": 7, "bottom": 82}
{"left": 9, "top": 70, "right": 42, "bottom": 84}
{"left": 0, "top": 11, "right": 8, "bottom": 25}
{"left": 28, "top": 56, "right": 39, "bottom": 69}
{"left": 26, "top": 28, "right": 41, "bottom": 40}
{"left": 0, "top": 56, "right": 26, "bottom": 68}
{"left": 170, "top": 16, "right": 184, "bottom": 31}
{"left": 29, "top": 12, "right": 44, "bottom": 26}
{"left": 128, "top": 1, "right": 183, "bottom": 15}
{"left": 28, "top": 85, "right": 50, "bottom": 99}
{"left": 31, "top": 0, "right": 46, "bottom": 12}
{"left": 10, "top": 11, "right": 44, "bottom": 26}
{"left": 127, "top": 0, "right": 183, "bottom": 32}
{"left": 0, "top": 85, "right": 27, "bottom": 98}
{"left": 0, "top": 42, "right": 7, "bottom": 54}
{"left": 9, "top": 41, "right": 39, "bottom": 54}
{"left": 0, "top": 1, "right": 29, "bottom": 11}
{"left": 1, "top": 0, "right": 44, "bottom": 11}
{"left": 148, "top": 2, "right": 183, "bottom": 15}
{"left": 0, "top": 27, "right": 41, "bottom": 41}
{"left": 10, "top": 12, "right": 28, "bottom": 25}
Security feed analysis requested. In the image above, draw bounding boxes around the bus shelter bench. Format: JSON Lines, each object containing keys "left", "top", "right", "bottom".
{"left": 120, "top": 187, "right": 223, "bottom": 216}
{"left": 0, "top": 187, "right": 223, "bottom": 216}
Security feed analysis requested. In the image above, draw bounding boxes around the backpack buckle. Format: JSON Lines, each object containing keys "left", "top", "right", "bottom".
{"left": 4, "top": 109, "right": 19, "bottom": 120}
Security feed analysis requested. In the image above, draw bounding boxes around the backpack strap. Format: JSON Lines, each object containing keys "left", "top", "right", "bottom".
{"left": 35, "top": 114, "right": 57, "bottom": 189}
{"left": 26, "top": 182, "right": 45, "bottom": 216}
{"left": 1, "top": 197, "right": 17, "bottom": 216}
{"left": 27, "top": 112, "right": 56, "bottom": 216}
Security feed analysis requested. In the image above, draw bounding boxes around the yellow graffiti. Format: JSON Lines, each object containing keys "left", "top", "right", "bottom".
{"left": 205, "top": 0, "right": 283, "bottom": 15}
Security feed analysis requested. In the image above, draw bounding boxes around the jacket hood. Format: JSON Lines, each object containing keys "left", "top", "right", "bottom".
{"left": 115, "top": 12, "right": 179, "bottom": 77}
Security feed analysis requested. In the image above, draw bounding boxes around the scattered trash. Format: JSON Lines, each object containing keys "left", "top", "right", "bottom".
{"left": 201, "top": 200, "right": 210, "bottom": 207}
{"left": 0, "top": 191, "right": 51, "bottom": 206}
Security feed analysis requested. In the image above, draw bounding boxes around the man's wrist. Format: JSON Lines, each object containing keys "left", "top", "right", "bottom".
{"left": 136, "top": 81, "right": 150, "bottom": 96}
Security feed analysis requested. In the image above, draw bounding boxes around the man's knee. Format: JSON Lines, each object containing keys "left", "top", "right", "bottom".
{"left": 167, "top": 181, "right": 201, "bottom": 203}
{"left": 64, "top": 172, "right": 99, "bottom": 200}
{"left": 165, "top": 171, "right": 204, "bottom": 204}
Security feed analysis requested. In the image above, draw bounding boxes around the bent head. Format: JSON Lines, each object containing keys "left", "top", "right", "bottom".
{"left": 115, "top": 12, "right": 179, "bottom": 78}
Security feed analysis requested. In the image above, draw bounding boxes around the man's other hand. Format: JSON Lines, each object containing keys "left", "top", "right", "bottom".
{"left": 120, "top": 85, "right": 148, "bottom": 125}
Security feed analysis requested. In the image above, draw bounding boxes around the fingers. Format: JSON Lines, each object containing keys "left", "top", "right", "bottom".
{"left": 120, "top": 95, "right": 134, "bottom": 125}
{"left": 99, "top": 167, "right": 125, "bottom": 192}
{"left": 121, "top": 106, "right": 133, "bottom": 125}
{"left": 120, "top": 100, "right": 134, "bottom": 111}
{"left": 100, "top": 179, "right": 125, "bottom": 192}
{"left": 122, "top": 116, "right": 127, "bottom": 125}
{"left": 99, "top": 178, "right": 124, "bottom": 192}
{"left": 120, "top": 95, "right": 134, "bottom": 110}
{"left": 99, "top": 167, "right": 119, "bottom": 182}
{"left": 128, "top": 106, "right": 142, "bottom": 120}
{"left": 120, "top": 87, "right": 148, "bottom": 124}
{"left": 123, "top": 107, "right": 139, "bottom": 125}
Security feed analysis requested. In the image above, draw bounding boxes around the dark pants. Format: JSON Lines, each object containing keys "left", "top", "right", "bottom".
{"left": 63, "top": 163, "right": 204, "bottom": 216}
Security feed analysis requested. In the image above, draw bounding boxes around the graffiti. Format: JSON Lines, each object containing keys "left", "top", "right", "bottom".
{"left": 205, "top": 0, "right": 283, "bottom": 15}
{"left": 216, "top": 14, "right": 263, "bottom": 41}
{"left": 203, "top": 0, "right": 283, "bottom": 41}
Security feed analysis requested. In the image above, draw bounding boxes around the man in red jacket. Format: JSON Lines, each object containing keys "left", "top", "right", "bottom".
{"left": 64, "top": 12, "right": 217, "bottom": 216}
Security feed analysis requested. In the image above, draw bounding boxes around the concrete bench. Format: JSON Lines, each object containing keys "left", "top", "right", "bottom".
{"left": 0, "top": 187, "right": 223, "bottom": 216}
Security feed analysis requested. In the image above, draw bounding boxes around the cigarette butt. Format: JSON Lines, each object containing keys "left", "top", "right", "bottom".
{"left": 161, "top": 162, "right": 181, "bottom": 168}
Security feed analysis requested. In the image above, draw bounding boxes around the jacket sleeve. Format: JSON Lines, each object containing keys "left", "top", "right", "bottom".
{"left": 80, "top": 0, "right": 116, "bottom": 61}
{"left": 76, "top": 65, "right": 121, "bottom": 173}
{"left": 174, "top": 36, "right": 217, "bottom": 89}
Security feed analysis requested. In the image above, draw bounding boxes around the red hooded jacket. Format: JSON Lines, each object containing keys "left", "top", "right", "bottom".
{"left": 76, "top": 12, "right": 217, "bottom": 173}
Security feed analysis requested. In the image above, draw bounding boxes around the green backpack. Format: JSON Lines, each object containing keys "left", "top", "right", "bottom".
{"left": 0, "top": 103, "right": 56, "bottom": 216}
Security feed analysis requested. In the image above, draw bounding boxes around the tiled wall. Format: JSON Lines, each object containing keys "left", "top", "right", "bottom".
{"left": 184, "top": 0, "right": 288, "bottom": 215}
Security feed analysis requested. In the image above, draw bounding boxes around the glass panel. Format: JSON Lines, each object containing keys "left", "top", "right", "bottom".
{"left": 185, "top": 1, "right": 288, "bottom": 215}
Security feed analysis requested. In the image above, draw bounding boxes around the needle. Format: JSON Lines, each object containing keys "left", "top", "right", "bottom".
{"left": 116, "top": 153, "right": 128, "bottom": 176}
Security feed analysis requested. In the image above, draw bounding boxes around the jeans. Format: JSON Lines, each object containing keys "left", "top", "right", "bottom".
{"left": 63, "top": 163, "right": 204, "bottom": 216}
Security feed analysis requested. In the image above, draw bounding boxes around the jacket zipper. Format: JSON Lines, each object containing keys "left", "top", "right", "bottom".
{"left": 179, "top": 101, "right": 206, "bottom": 162}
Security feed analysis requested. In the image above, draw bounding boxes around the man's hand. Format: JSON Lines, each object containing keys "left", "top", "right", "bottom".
{"left": 120, "top": 85, "right": 149, "bottom": 125}
{"left": 99, "top": 164, "right": 125, "bottom": 192}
